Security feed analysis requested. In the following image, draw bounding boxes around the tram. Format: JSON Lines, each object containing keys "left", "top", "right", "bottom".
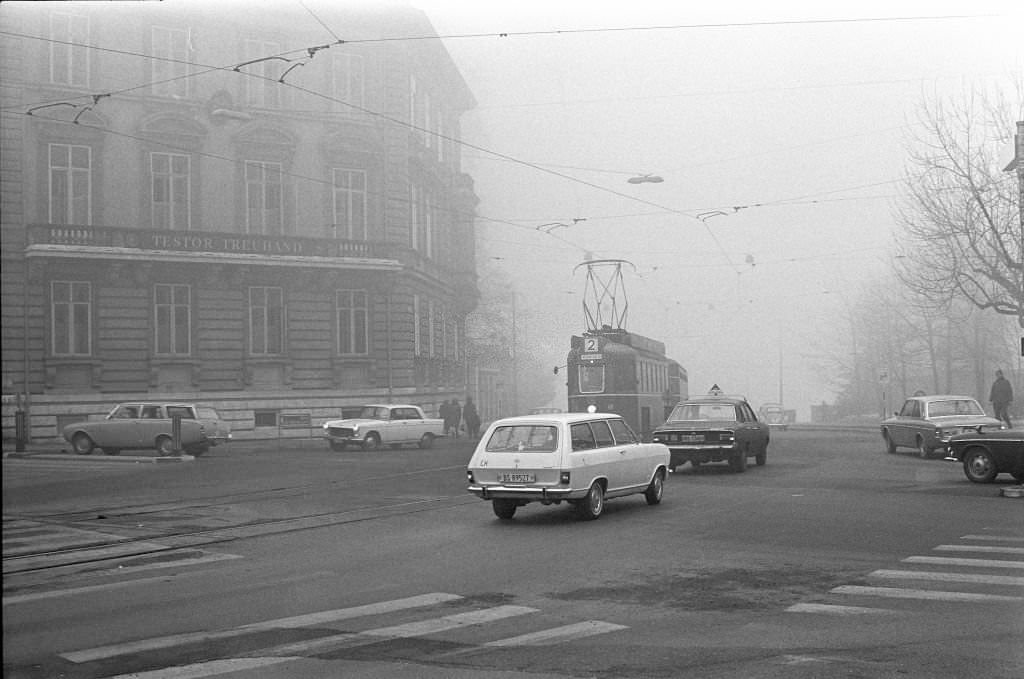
{"left": 566, "top": 325, "right": 688, "bottom": 439}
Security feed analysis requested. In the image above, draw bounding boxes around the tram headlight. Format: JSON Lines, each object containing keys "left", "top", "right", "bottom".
{"left": 587, "top": 404, "right": 597, "bottom": 413}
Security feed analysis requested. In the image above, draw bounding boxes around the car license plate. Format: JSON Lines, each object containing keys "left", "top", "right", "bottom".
{"left": 679, "top": 434, "right": 703, "bottom": 443}
{"left": 499, "top": 473, "right": 535, "bottom": 484}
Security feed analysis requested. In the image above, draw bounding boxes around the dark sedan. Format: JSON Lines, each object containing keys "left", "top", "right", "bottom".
{"left": 945, "top": 427, "right": 1024, "bottom": 483}
{"left": 652, "top": 393, "right": 769, "bottom": 473}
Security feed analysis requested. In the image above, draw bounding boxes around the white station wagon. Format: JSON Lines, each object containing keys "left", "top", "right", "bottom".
{"left": 466, "top": 412, "right": 670, "bottom": 520}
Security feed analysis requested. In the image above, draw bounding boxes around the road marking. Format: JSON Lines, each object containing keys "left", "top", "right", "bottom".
{"left": 61, "top": 592, "right": 463, "bottom": 663}
{"left": 785, "top": 603, "right": 896, "bottom": 615}
{"left": 934, "top": 545, "right": 1024, "bottom": 555}
{"left": 960, "top": 535, "right": 1024, "bottom": 543}
{"left": 483, "top": 620, "right": 629, "bottom": 646}
{"left": 868, "top": 569, "right": 1024, "bottom": 586}
{"left": 831, "top": 585, "right": 1024, "bottom": 602}
{"left": 903, "top": 556, "right": 1024, "bottom": 570}
{"left": 102, "top": 656, "right": 296, "bottom": 679}
{"left": 259, "top": 605, "right": 538, "bottom": 657}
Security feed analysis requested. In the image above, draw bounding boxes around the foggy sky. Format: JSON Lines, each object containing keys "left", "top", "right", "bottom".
{"left": 415, "top": 0, "right": 1023, "bottom": 417}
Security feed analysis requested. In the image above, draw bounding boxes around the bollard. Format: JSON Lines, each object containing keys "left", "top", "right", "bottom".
{"left": 171, "top": 414, "right": 182, "bottom": 454}
{"left": 15, "top": 410, "right": 26, "bottom": 452}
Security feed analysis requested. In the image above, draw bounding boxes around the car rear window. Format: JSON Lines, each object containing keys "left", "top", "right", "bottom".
{"left": 485, "top": 425, "right": 558, "bottom": 453}
{"left": 669, "top": 403, "right": 738, "bottom": 421}
{"left": 928, "top": 400, "right": 984, "bottom": 417}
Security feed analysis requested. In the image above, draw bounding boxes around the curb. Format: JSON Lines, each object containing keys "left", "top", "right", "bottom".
{"left": 3, "top": 452, "right": 195, "bottom": 463}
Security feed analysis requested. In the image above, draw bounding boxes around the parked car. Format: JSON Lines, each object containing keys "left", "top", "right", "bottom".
{"left": 881, "top": 395, "right": 1005, "bottom": 458}
{"left": 322, "top": 404, "right": 445, "bottom": 451}
{"left": 944, "top": 426, "right": 1024, "bottom": 483}
{"left": 466, "top": 411, "right": 669, "bottom": 520}
{"left": 62, "top": 402, "right": 227, "bottom": 456}
{"left": 652, "top": 393, "right": 769, "bottom": 472}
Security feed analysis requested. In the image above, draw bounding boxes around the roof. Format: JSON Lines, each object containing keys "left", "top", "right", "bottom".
{"left": 904, "top": 394, "right": 980, "bottom": 402}
{"left": 490, "top": 412, "right": 624, "bottom": 425}
{"left": 680, "top": 394, "right": 750, "bottom": 404}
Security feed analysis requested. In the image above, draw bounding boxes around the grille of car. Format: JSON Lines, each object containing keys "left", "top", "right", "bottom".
{"left": 328, "top": 426, "right": 356, "bottom": 437}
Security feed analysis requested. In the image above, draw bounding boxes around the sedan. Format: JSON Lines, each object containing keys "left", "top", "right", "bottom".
{"left": 881, "top": 395, "right": 1006, "bottom": 458}
{"left": 945, "top": 427, "right": 1024, "bottom": 483}
{"left": 651, "top": 394, "right": 769, "bottom": 472}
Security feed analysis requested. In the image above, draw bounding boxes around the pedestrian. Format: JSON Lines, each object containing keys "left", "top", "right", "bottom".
{"left": 448, "top": 399, "right": 462, "bottom": 439}
{"left": 439, "top": 400, "right": 451, "bottom": 435}
{"left": 463, "top": 397, "right": 480, "bottom": 439}
{"left": 989, "top": 369, "right": 1014, "bottom": 428}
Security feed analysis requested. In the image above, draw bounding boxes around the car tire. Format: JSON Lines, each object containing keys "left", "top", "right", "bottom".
{"left": 362, "top": 433, "right": 381, "bottom": 451}
{"left": 883, "top": 430, "right": 897, "bottom": 454}
{"left": 329, "top": 440, "right": 347, "bottom": 452}
{"left": 71, "top": 432, "right": 95, "bottom": 455}
{"left": 916, "top": 437, "right": 930, "bottom": 459}
{"left": 155, "top": 435, "right": 176, "bottom": 457}
{"left": 962, "top": 447, "right": 998, "bottom": 483}
{"left": 492, "top": 499, "right": 517, "bottom": 520}
{"left": 729, "top": 449, "right": 748, "bottom": 473}
{"left": 418, "top": 433, "right": 435, "bottom": 449}
{"left": 644, "top": 470, "right": 664, "bottom": 505}
{"left": 755, "top": 446, "right": 767, "bottom": 466}
{"left": 575, "top": 482, "right": 605, "bottom": 520}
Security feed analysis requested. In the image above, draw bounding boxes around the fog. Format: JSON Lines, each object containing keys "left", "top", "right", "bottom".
{"left": 413, "top": 0, "right": 1023, "bottom": 417}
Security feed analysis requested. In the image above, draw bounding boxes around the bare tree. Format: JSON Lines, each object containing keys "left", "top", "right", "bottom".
{"left": 895, "top": 86, "right": 1024, "bottom": 327}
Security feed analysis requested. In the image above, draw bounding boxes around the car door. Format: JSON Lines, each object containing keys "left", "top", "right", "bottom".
{"left": 739, "top": 403, "right": 768, "bottom": 453}
{"left": 138, "top": 404, "right": 166, "bottom": 448}
{"left": 892, "top": 400, "right": 919, "bottom": 447}
{"left": 394, "top": 407, "right": 418, "bottom": 442}
{"left": 608, "top": 417, "right": 649, "bottom": 487}
{"left": 102, "top": 404, "right": 143, "bottom": 449}
{"left": 589, "top": 419, "right": 633, "bottom": 491}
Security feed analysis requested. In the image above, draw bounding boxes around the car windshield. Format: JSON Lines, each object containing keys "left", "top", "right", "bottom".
{"left": 485, "top": 425, "right": 558, "bottom": 453}
{"left": 927, "top": 399, "right": 985, "bottom": 418}
{"left": 669, "top": 403, "right": 738, "bottom": 421}
{"left": 359, "top": 406, "right": 390, "bottom": 419}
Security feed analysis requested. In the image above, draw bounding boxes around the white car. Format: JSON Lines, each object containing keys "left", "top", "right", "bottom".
{"left": 466, "top": 412, "right": 670, "bottom": 520}
{"left": 322, "top": 404, "right": 445, "bottom": 451}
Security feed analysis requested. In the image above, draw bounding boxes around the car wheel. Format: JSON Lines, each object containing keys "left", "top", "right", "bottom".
{"left": 916, "top": 437, "right": 930, "bottom": 459}
{"left": 362, "top": 433, "right": 381, "bottom": 451}
{"left": 962, "top": 447, "right": 998, "bottom": 483}
{"left": 492, "top": 499, "right": 517, "bottom": 520}
{"left": 729, "top": 449, "right": 748, "bottom": 473}
{"left": 575, "top": 482, "right": 605, "bottom": 520}
{"left": 329, "top": 440, "right": 347, "bottom": 452}
{"left": 755, "top": 445, "right": 767, "bottom": 466}
{"left": 418, "top": 433, "right": 435, "bottom": 449}
{"left": 883, "top": 430, "right": 897, "bottom": 454}
{"left": 644, "top": 470, "right": 664, "bottom": 505}
{"left": 71, "top": 433, "right": 95, "bottom": 455}
{"left": 155, "top": 435, "right": 176, "bottom": 456}
{"left": 102, "top": 448, "right": 120, "bottom": 456}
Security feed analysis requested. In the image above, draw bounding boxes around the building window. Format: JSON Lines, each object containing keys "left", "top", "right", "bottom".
{"left": 151, "top": 152, "right": 191, "bottom": 230}
{"left": 49, "top": 143, "right": 91, "bottom": 225}
{"left": 336, "top": 290, "right": 368, "bottom": 355}
{"left": 242, "top": 39, "right": 281, "bottom": 108}
{"left": 50, "top": 12, "right": 89, "bottom": 87}
{"left": 154, "top": 284, "right": 191, "bottom": 355}
{"left": 249, "top": 286, "right": 284, "bottom": 355}
{"left": 254, "top": 410, "right": 278, "bottom": 427}
{"left": 410, "top": 184, "right": 432, "bottom": 256}
{"left": 151, "top": 26, "right": 191, "bottom": 97}
{"left": 51, "top": 281, "right": 91, "bottom": 356}
{"left": 332, "top": 53, "right": 365, "bottom": 113}
{"left": 332, "top": 169, "right": 367, "bottom": 240}
{"left": 245, "top": 160, "right": 283, "bottom": 235}
{"left": 413, "top": 294, "right": 421, "bottom": 356}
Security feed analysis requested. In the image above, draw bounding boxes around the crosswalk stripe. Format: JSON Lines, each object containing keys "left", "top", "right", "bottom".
{"left": 869, "top": 569, "right": 1024, "bottom": 586}
{"left": 831, "top": 585, "right": 1024, "bottom": 602}
{"left": 484, "top": 620, "right": 629, "bottom": 646}
{"left": 258, "top": 605, "right": 538, "bottom": 657}
{"left": 934, "top": 545, "right": 1024, "bottom": 555}
{"left": 61, "top": 592, "right": 463, "bottom": 663}
{"left": 785, "top": 603, "right": 896, "bottom": 615}
{"left": 903, "top": 556, "right": 1024, "bottom": 570}
{"left": 102, "top": 656, "right": 296, "bottom": 679}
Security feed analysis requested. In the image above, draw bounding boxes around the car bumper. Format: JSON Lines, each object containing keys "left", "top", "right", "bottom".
{"left": 467, "top": 484, "right": 584, "bottom": 503}
{"left": 667, "top": 445, "right": 737, "bottom": 464}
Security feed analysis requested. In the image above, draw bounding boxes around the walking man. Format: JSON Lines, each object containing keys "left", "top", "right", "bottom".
{"left": 989, "top": 369, "right": 1014, "bottom": 428}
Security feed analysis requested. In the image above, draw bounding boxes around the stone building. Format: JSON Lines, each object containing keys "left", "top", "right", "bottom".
{"left": 0, "top": 2, "right": 483, "bottom": 441}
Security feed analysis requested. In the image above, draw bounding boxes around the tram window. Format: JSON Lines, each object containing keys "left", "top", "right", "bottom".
{"left": 608, "top": 418, "right": 638, "bottom": 444}
{"left": 590, "top": 420, "right": 615, "bottom": 447}
{"left": 570, "top": 422, "right": 597, "bottom": 450}
{"left": 578, "top": 365, "right": 604, "bottom": 393}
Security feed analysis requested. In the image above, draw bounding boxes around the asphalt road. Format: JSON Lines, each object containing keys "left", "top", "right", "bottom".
{"left": 3, "top": 429, "right": 1023, "bottom": 679}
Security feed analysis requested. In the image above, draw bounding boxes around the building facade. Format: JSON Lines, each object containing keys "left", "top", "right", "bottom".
{"left": 0, "top": 2, "right": 483, "bottom": 442}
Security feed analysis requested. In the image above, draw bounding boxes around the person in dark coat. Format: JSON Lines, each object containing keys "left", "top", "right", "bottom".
{"left": 463, "top": 397, "right": 480, "bottom": 439}
{"left": 439, "top": 400, "right": 451, "bottom": 435}
{"left": 446, "top": 399, "right": 461, "bottom": 438}
{"left": 989, "top": 369, "right": 1014, "bottom": 428}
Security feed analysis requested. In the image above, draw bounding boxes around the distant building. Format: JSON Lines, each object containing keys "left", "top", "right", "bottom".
{"left": 0, "top": 3, "right": 482, "bottom": 441}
